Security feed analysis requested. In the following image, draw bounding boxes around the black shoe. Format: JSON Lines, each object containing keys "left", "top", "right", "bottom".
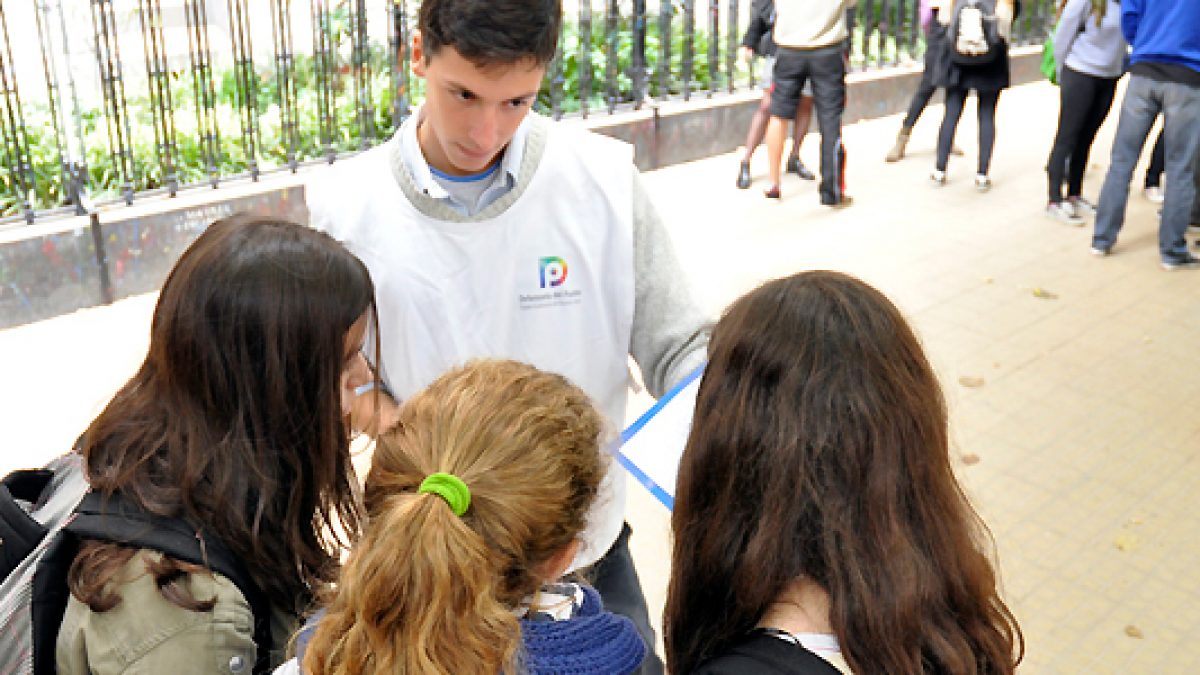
{"left": 819, "top": 194, "right": 853, "bottom": 208}
{"left": 736, "top": 161, "right": 751, "bottom": 189}
{"left": 786, "top": 156, "right": 816, "bottom": 180}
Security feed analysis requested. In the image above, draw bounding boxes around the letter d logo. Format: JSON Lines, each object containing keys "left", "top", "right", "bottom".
{"left": 539, "top": 256, "right": 568, "bottom": 288}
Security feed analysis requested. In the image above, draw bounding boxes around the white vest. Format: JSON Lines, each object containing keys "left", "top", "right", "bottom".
{"left": 308, "top": 121, "right": 636, "bottom": 568}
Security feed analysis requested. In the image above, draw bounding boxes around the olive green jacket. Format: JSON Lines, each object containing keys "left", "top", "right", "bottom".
{"left": 56, "top": 550, "right": 296, "bottom": 675}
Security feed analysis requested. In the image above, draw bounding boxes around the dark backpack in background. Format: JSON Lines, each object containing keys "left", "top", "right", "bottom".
{"left": 949, "top": 0, "right": 1003, "bottom": 65}
{"left": 0, "top": 454, "right": 273, "bottom": 674}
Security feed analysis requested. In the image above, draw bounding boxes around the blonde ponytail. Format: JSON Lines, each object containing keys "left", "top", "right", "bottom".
{"left": 303, "top": 359, "right": 605, "bottom": 675}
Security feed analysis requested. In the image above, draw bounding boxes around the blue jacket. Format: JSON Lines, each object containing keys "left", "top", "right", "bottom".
{"left": 1122, "top": 0, "right": 1200, "bottom": 74}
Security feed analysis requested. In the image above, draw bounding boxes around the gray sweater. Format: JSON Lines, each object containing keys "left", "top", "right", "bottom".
{"left": 1055, "top": 0, "right": 1127, "bottom": 79}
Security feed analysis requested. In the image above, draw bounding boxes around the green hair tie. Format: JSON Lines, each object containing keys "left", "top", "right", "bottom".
{"left": 418, "top": 472, "right": 471, "bottom": 517}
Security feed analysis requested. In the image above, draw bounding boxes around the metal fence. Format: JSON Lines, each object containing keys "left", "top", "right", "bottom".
{"left": 1, "top": 0, "right": 1055, "bottom": 227}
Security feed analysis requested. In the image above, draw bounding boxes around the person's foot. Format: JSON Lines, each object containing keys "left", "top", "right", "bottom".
{"left": 736, "top": 160, "right": 752, "bottom": 189}
{"left": 930, "top": 169, "right": 947, "bottom": 186}
{"left": 1068, "top": 196, "right": 1096, "bottom": 217}
{"left": 787, "top": 156, "right": 816, "bottom": 180}
{"left": 1090, "top": 246, "right": 1111, "bottom": 257}
{"left": 974, "top": 174, "right": 992, "bottom": 192}
{"left": 764, "top": 185, "right": 781, "bottom": 199}
{"left": 1161, "top": 252, "right": 1200, "bottom": 270}
{"left": 1046, "top": 201, "right": 1083, "bottom": 225}
{"left": 1143, "top": 186, "right": 1164, "bottom": 203}
{"left": 886, "top": 129, "right": 910, "bottom": 162}
{"left": 819, "top": 194, "right": 853, "bottom": 208}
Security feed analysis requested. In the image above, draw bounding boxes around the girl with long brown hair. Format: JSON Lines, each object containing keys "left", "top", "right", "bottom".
{"left": 56, "top": 215, "right": 376, "bottom": 673}
{"left": 285, "top": 359, "right": 645, "bottom": 675}
{"left": 664, "top": 271, "right": 1023, "bottom": 674}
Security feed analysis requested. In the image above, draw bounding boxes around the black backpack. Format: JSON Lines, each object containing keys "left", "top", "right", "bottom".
{"left": 0, "top": 454, "right": 273, "bottom": 674}
{"left": 948, "top": 0, "right": 1003, "bottom": 65}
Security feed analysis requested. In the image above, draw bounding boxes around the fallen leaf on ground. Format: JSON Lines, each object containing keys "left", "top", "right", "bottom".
{"left": 958, "top": 376, "right": 985, "bottom": 388}
{"left": 1113, "top": 531, "right": 1138, "bottom": 552}
{"left": 982, "top": 276, "right": 994, "bottom": 284}
{"left": 1124, "top": 625, "right": 1144, "bottom": 639}
{"left": 960, "top": 453, "right": 981, "bottom": 465}
{"left": 1031, "top": 287, "right": 1058, "bottom": 300}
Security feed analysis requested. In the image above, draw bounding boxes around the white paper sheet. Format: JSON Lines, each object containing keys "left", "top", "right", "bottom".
{"left": 616, "top": 364, "right": 704, "bottom": 510}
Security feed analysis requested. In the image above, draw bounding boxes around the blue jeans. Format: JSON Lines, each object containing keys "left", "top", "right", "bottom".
{"left": 1092, "top": 75, "right": 1200, "bottom": 261}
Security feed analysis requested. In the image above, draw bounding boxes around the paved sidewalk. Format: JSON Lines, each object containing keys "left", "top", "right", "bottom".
{"left": 3, "top": 80, "right": 1197, "bottom": 672}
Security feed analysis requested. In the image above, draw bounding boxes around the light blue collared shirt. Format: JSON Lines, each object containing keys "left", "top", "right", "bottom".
{"left": 398, "top": 108, "right": 531, "bottom": 217}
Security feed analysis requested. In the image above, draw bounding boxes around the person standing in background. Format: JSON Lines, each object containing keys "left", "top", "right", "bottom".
{"left": 1090, "top": 0, "right": 1200, "bottom": 269}
{"left": 763, "top": 0, "right": 855, "bottom": 205}
{"left": 1043, "top": 0, "right": 1127, "bottom": 224}
{"left": 736, "top": 0, "right": 817, "bottom": 189}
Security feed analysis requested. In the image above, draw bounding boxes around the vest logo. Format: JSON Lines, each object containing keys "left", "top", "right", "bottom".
{"left": 539, "top": 256, "right": 568, "bottom": 288}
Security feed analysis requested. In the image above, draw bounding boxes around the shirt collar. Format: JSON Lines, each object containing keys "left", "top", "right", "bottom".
{"left": 399, "top": 107, "right": 530, "bottom": 200}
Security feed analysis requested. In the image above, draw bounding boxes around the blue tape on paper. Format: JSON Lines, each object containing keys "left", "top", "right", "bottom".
{"left": 616, "top": 363, "right": 705, "bottom": 511}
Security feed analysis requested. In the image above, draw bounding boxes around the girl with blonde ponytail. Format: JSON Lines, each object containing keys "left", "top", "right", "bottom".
{"left": 275, "top": 359, "right": 646, "bottom": 675}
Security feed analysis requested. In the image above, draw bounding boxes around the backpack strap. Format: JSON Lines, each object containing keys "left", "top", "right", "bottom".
{"left": 67, "top": 492, "right": 275, "bottom": 674}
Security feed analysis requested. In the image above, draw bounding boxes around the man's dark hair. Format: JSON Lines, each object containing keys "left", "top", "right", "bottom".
{"left": 419, "top": 0, "right": 561, "bottom": 67}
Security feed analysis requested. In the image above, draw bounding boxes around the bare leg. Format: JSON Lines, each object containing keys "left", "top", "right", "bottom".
{"left": 744, "top": 93, "right": 773, "bottom": 162}
{"left": 766, "top": 116, "right": 787, "bottom": 192}
{"left": 790, "top": 95, "right": 813, "bottom": 158}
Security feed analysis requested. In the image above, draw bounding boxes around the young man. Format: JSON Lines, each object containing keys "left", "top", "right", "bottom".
{"left": 305, "top": 1, "right": 709, "bottom": 672}
{"left": 1090, "top": 0, "right": 1200, "bottom": 269}
{"left": 763, "top": 0, "right": 855, "bottom": 205}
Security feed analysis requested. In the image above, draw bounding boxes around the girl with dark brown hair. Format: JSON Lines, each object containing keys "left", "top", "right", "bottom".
{"left": 664, "top": 271, "right": 1023, "bottom": 674}
{"left": 55, "top": 215, "right": 377, "bottom": 673}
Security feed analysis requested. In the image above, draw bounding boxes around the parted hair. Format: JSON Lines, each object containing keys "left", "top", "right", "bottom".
{"left": 303, "top": 359, "right": 605, "bottom": 675}
{"left": 665, "top": 271, "right": 1023, "bottom": 675}
{"left": 70, "top": 214, "right": 374, "bottom": 615}
{"left": 418, "top": 0, "right": 562, "bottom": 66}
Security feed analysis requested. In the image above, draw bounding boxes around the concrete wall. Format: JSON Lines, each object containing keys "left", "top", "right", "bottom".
{"left": 0, "top": 48, "right": 1045, "bottom": 329}
{"left": 584, "top": 46, "right": 1043, "bottom": 171}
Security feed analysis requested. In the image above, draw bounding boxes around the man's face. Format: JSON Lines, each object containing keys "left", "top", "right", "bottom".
{"left": 412, "top": 34, "right": 546, "bottom": 176}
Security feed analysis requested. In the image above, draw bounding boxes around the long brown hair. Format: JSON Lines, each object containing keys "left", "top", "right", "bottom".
{"left": 70, "top": 214, "right": 374, "bottom": 614}
{"left": 664, "top": 271, "right": 1022, "bottom": 674}
{"left": 303, "top": 359, "right": 605, "bottom": 675}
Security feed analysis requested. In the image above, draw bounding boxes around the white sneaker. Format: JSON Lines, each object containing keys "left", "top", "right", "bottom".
{"left": 1144, "top": 186, "right": 1165, "bottom": 203}
{"left": 1068, "top": 197, "right": 1096, "bottom": 217}
{"left": 974, "top": 174, "right": 992, "bottom": 192}
{"left": 930, "top": 170, "right": 947, "bottom": 186}
{"left": 1046, "top": 201, "right": 1083, "bottom": 225}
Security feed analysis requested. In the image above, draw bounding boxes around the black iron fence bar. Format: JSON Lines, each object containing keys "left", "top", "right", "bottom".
{"left": 34, "top": 1, "right": 70, "bottom": 209}
{"left": 184, "top": 0, "right": 221, "bottom": 187}
{"left": 389, "top": 0, "right": 412, "bottom": 127}
{"left": 227, "top": 0, "right": 261, "bottom": 180}
{"left": 91, "top": 0, "right": 136, "bottom": 205}
{"left": 52, "top": 0, "right": 90, "bottom": 212}
{"left": 682, "top": 0, "right": 694, "bottom": 100}
{"left": 0, "top": 0, "right": 36, "bottom": 224}
{"left": 725, "top": 0, "right": 737, "bottom": 93}
{"left": 630, "top": 0, "right": 647, "bottom": 108}
{"left": 605, "top": 0, "right": 619, "bottom": 114}
{"left": 909, "top": 0, "right": 920, "bottom": 61}
{"left": 139, "top": 0, "right": 180, "bottom": 196}
{"left": 311, "top": 0, "right": 337, "bottom": 162}
{"left": 350, "top": 0, "right": 373, "bottom": 150}
{"left": 707, "top": 0, "right": 719, "bottom": 95}
{"left": 578, "top": 0, "right": 592, "bottom": 118}
{"left": 271, "top": 0, "right": 301, "bottom": 171}
{"left": 657, "top": 0, "right": 671, "bottom": 100}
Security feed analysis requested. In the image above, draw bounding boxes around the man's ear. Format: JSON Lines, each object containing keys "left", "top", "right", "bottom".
{"left": 411, "top": 30, "right": 427, "bottom": 77}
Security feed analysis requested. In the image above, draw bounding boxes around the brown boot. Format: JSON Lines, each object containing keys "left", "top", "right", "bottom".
{"left": 886, "top": 128, "right": 911, "bottom": 162}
